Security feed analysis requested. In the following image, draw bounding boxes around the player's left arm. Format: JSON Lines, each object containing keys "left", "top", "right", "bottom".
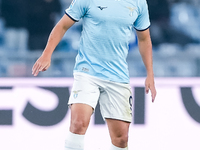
{"left": 136, "top": 28, "right": 157, "bottom": 102}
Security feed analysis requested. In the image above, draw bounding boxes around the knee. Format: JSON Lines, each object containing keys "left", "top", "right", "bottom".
{"left": 112, "top": 134, "right": 129, "bottom": 148}
{"left": 70, "top": 118, "right": 89, "bottom": 134}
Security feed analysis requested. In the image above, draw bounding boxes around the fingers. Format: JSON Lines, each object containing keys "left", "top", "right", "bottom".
{"left": 32, "top": 61, "right": 50, "bottom": 76}
{"left": 32, "top": 62, "right": 40, "bottom": 76}
{"left": 32, "top": 64, "right": 41, "bottom": 76}
{"left": 41, "top": 64, "right": 50, "bottom": 72}
{"left": 145, "top": 84, "right": 149, "bottom": 94}
{"left": 150, "top": 87, "right": 156, "bottom": 103}
{"left": 145, "top": 83, "right": 157, "bottom": 103}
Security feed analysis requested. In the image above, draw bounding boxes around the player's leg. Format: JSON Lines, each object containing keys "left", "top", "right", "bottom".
{"left": 65, "top": 103, "right": 93, "bottom": 150}
{"left": 106, "top": 119, "right": 130, "bottom": 149}
{"left": 98, "top": 80, "right": 132, "bottom": 150}
{"left": 65, "top": 73, "right": 100, "bottom": 150}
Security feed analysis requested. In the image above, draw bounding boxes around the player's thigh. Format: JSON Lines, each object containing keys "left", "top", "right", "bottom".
{"left": 70, "top": 103, "right": 93, "bottom": 122}
{"left": 70, "top": 103, "right": 93, "bottom": 134}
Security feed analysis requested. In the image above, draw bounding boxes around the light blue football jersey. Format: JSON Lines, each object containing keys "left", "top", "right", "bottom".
{"left": 65, "top": 0, "right": 150, "bottom": 83}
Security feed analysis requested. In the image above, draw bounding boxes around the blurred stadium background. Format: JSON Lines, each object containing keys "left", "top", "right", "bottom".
{"left": 0, "top": 0, "right": 200, "bottom": 77}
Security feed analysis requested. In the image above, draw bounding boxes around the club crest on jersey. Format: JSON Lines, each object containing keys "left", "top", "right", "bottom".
{"left": 73, "top": 90, "right": 82, "bottom": 99}
{"left": 127, "top": 7, "right": 136, "bottom": 16}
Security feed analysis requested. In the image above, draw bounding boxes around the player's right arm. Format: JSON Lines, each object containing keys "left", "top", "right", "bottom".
{"left": 32, "top": 14, "right": 75, "bottom": 76}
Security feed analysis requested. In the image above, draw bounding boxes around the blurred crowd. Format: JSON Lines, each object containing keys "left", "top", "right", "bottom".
{"left": 0, "top": 0, "right": 61, "bottom": 51}
{"left": 0, "top": 0, "right": 200, "bottom": 77}
{"left": 147, "top": 0, "right": 200, "bottom": 46}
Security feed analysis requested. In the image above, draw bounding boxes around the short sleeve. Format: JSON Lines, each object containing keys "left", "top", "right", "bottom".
{"left": 134, "top": 0, "right": 150, "bottom": 31}
{"left": 65, "top": 0, "right": 90, "bottom": 22}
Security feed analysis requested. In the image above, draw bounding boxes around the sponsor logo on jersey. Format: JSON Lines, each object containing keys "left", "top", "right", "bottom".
{"left": 97, "top": 6, "right": 108, "bottom": 10}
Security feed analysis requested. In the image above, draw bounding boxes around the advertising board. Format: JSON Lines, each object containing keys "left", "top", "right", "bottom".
{"left": 0, "top": 78, "right": 200, "bottom": 150}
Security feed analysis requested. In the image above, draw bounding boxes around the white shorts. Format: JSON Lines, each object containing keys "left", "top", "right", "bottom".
{"left": 68, "top": 72, "right": 133, "bottom": 122}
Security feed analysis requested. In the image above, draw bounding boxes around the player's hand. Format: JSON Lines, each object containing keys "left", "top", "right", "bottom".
{"left": 145, "top": 75, "right": 156, "bottom": 102}
{"left": 32, "top": 53, "right": 51, "bottom": 76}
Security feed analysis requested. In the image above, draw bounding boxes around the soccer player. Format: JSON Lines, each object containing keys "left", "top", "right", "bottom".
{"left": 32, "top": 0, "right": 157, "bottom": 149}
